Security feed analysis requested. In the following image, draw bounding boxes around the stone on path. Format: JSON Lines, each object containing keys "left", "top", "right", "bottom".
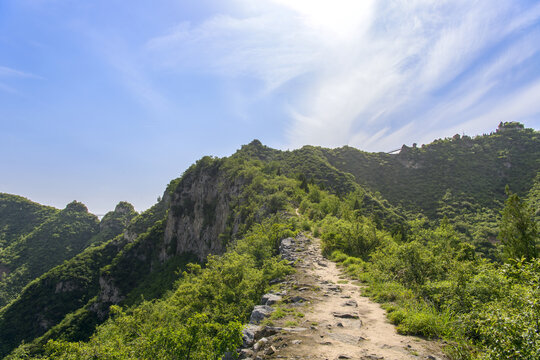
{"left": 328, "top": 332, "right": 365, "bottom": 345}
{"left": 261, "top": 293, "right": 282, "bottom": 305}
{"left": 250, "top": 305, "right": 274, "bottom": 324}
{"left": 242, "top": 324, "right": 262, "bottom": 346}
{"left": 333, "top": 312, "right": 359, "bottom": 319}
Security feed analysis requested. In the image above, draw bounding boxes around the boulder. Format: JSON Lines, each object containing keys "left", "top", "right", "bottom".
{"left": 253, "top": 337, "right": 268, "bottom": 351}
{"left": 242, "top": 324, "right": 263, "bottom": 347}
{"left": 261, "top": 293, "right": 282, "bottom": 305}
{"left": 249, "top": 305, "right": 274, "bottom": 325}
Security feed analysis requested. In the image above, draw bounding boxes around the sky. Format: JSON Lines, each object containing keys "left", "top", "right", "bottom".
{"left": 1, "top": 0, "right": 540, "bottom": 214}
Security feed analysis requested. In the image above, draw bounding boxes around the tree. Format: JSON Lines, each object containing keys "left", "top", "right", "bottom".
{"left": 499, "top": 187, "right": 538, "bottom": 261}
{"left": 298, "top": 173, "right": 309, "bottom": 193}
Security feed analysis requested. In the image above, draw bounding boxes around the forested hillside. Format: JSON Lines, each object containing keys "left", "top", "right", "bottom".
{"left": 0, "top": 202, "right": 101, "bottom": 308}
{"left": 321, "top": 122, "right": 538, "bottom": 217}
{"left": 0, "top": 123, "right": 538, "bottom": 359}
{"left": 0, "top": 202, "right": 137, "bottom": 356}
{"left": 0, "top": 194, "right": 58, "bottom": 249}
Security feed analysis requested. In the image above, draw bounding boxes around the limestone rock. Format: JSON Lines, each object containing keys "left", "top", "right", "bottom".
{"left": 242, "top": 324, "right": 263, "bottom": 347}
{"left": 250, "top": 305, "right": 275, "bottom": 325}
{"left": 332, "top": 312, "right": 359, "bottom": 319}
{"left": 261, "top": 293, "right": 282, "bottom": 305}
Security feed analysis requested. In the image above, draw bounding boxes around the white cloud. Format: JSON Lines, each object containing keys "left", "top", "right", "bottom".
{"left": 77, "top": 28, "right": 170, "bottom": 114}
{"left": 0, "top": 65, "right": 42, "bottom": 79}
{"left": 455, "top": 79, "right": 540, "bottom": 134}
{"left": 145, "top": 0, "right": 540, "bottom": 150}
{"left": 146, "top": 13, "right": 323, "bottom": 92}
{"left": 0, "top": 65, "right": 43, "bottom": 95}
{"left": 269, "top": 0, "right": 375, "bottom": 40}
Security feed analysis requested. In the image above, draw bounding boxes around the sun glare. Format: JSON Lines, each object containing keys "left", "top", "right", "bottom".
{"left": 270, "top": 0, "right": 375, "bottom": 39}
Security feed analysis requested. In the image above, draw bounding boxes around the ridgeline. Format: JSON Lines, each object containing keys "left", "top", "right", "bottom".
{"left": 0, "top": 122, "right": 538, "bottom": 359}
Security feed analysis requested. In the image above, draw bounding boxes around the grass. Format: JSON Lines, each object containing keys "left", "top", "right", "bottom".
{"left": 329, "top": 250, "right": 457, "bottom": 341}
{"left": 269, "top": 306, "right": 305, "bottom": 321}
{"left": 326, "top": 249, "right": 486, "bottom": 360}
{"left": 270, "top": 307, "right": 286, "bottom": 320}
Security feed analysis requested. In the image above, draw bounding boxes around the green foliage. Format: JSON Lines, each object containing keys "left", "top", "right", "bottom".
{"left": 322, "top": 192, "right": 540, "bottom": 358}
{"left": 100, "top": 219, "right": 168, "bottom": 297}
{"left": 435, "top": 190, "right": 500, "bottom": 260}
{"left": 499, "top": 188, "right": 538, "bottom": 261}
{"left": 122, "top": 252, "right": 198, "bottom": 307}
{"left": 232, "top": 141, "right": 358, "bottom": 196}
{"left": 527, "top": 173, "right": 540, "bottom": 222}
{"left": 0, "top": 202, "right": 139, "bottom": 358}
{"left": 388, "top": 302, "right": 453, "bottom": 339}
{"left": 44, "top": 309, "right": 242, "bottom": 360}
{"left": 474, "top": 259, "right": 540, "bottom": 359}
{"left": 87, "top": 202, "right": 137, "bottom": 246}
{"left": 0, "top": 238, "right": 124, "bottom": 356}
{"left": 320, "top": 216, "right": 389, "bottom": 260}
{"left": 1, "top": 124, "right": 537, "bottom": 358}
{"left": 4, "top": 154, "right": 303, "bottom": 357}
{"left": 14, "top": 217, "right": 294, "bottom": 360}
{"left": 0, "top": 193, "right": 58, "bottom": 249}
{"left": 322, "top": 125, "right": 539, "bottom": 218}
{"left": 0, "top": 202, "right": 99, "bottom": 307}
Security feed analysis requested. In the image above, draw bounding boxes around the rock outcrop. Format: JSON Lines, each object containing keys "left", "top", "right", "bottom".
{"left": 163, "top": 161, "right": 244, "bottom": 262}
{"left": 93, "top": 159, "right": 247, "bottom": 316}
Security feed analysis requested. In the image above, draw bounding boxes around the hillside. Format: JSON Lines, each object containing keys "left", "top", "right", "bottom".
{"left": 0, "top": 194, "right": 58, "bottom": 249}
{"left": 236, "top": 122, "right": 538, "bottom": 221}
{"left": 321, "top": 122, "right": 539, "bottom": 218}
{"left": 0, "top": 123, "right": 538, "bottom": 359}
{"left": 0, "top": 202, "right": 137, "bottom": 356}
{"left": 0, "top": 202, "right": 102, "bottom": 307}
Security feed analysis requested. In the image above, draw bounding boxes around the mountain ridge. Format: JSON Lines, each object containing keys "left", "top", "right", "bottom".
{"left": 0, "top": 123, "right": 538, "bottom": 359}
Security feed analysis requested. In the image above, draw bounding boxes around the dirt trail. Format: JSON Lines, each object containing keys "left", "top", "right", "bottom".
{"left": 253, "top": 234, "right": 447, "bottom": 360}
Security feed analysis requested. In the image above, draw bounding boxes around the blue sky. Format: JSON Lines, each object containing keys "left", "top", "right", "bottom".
{"left": 1, "top": 0, "right": 540, "bottom": 214}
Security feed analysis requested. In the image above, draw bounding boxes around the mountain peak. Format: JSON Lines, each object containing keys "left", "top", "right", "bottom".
{"left": 113, "top": 201, "right": 135, "bottom": 215}
{"left": 64, "top": 201, "right": 88, "bottom": 213}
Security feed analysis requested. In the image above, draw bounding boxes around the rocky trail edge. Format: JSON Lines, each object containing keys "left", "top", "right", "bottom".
{"left": 240, "top": 233, "right": 448, "bottom": 360}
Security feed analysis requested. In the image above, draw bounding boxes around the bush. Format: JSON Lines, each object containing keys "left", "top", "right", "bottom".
{"left": 320, "top": 217, "right": 387, "bottom": 260}
{"left": 402, "top": 302, "right": 452, "bottom": 337}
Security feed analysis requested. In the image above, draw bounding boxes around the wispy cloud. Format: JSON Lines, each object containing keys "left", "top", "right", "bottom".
{"left": 0, "top": 65, "right": 43, "bottom": 95}
{"left": 69, "top": 22, "right": 170, "bottom": 115}
{"left": 0, "top": 65, "right": 43, "bottom": 79}
{"left": 145, "top": 0, "right": 540, "bottom": 150}
{"left": 146, "top": 14, "right": 321, "bottom": 92}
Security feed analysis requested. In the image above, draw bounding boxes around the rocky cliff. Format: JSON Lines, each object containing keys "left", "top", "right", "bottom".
{"left": 164, "top": 158, "right": 245, "bottom": 262}
{"left": 94, "top": 157, "right": 246, "bottom": 310}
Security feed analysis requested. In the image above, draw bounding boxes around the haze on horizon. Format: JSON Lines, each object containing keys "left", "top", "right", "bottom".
{"left": 1, "top": 0, "right": 540, "bottom": 214}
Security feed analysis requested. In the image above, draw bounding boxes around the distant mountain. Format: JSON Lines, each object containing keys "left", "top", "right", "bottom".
{"left": 0, "top": 201, "right": 137, "bottom": 356}
{"left": 0, "top": 201, "right": 100, "bottom": 307}
{"left": 0, "top": 194, "right": 58, "bottom": 249}
{"left": 321, "top": 121, "right": 539, "bottom": 217}
{"left": 238, "top": 122, "right": 538, "bottom": 219}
